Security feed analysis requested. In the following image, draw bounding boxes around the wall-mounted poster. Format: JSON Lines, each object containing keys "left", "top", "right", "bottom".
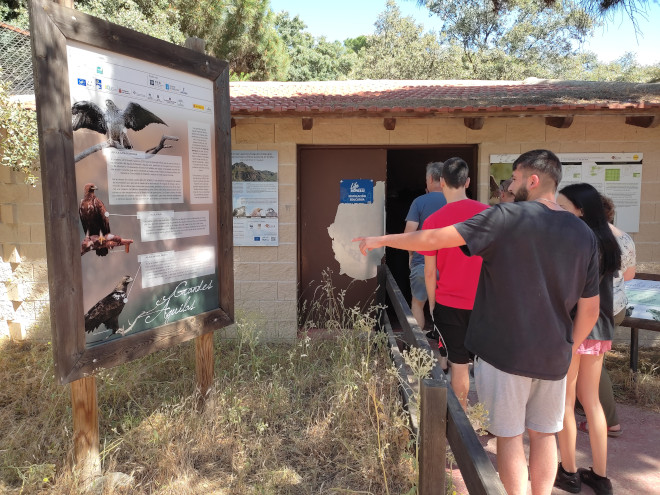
{"left": 231, "top": 150, "right": 279, "bottom": 246}
{"left": 490, "top": 153, "right": 643, "bottom": 232}
{"left": 68, "top": 41, "right": 221, "bottom": 346}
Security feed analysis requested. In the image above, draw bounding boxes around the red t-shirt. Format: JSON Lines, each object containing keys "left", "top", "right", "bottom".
{"left": 418, "top": 199, "right": 488, "bottom": 310}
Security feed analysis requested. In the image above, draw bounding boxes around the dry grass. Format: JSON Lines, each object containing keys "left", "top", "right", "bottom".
{"left": 604, "top": 343, "right": 660, "bottom": 413}
{"left": 0, "top": 317, "right": 417, "bottom": 494}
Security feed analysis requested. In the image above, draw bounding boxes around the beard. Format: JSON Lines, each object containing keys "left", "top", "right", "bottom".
{"left": 514, "top": 185, "right": 529, "bottom": 202}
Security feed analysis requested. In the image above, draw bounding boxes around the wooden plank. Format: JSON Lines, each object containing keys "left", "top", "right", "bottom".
{"left": 71, "top": 376, "right": 100, "bottom": 478}
{"left": 419, "top": 379, "right": 447, "bottom": 495}
{"left": 384, "top": 267, "right": 432, "bottom": 350}
{"left": 29, "top": 0, "right": 86, "bottom": 384}
{"left": 545, "top": 116, "right": 574, "bottom": 128}
{"left": 214, "top": 58, "right": 234, "bottom": 322}
{"left": 383, "top": 313, "right": 415, "bottom": 413}
{"left": 67, "top": 308, "right": 232, "bottom": 383}
{"left": 630, "top": 327, "right": 639, "bottom": 373}
{"left": 40, "top": 1, "right": 227, "bottom": 79}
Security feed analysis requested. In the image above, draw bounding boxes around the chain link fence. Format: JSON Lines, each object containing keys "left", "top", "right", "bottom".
{"left": 0, "top": 23, "right": 34, "bottom": 96}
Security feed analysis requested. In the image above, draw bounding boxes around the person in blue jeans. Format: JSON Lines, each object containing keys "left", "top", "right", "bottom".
{"left": 403, "top": 161, "right": 446, "bottom": 333}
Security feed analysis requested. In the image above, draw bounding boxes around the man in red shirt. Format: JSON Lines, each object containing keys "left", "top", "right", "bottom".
{"left": 419, "top": 157, "right": 487, "bottom": 410}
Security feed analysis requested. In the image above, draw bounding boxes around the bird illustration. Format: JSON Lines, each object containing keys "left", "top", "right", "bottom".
{"left": 233, "top": 205, "right": 246, "bottom": 217}
{"left": 250, "top": 207, "right": 263, "bottom": 217}
{"left": 84, "top": 275, "right": 134, "bottom": 334}
{"left": 265, "top": 207, "right": 277, "bottom": 217}
{"left": 79, "top": 183, "right": 111, "bottom": 256}
{"left": 72, "top": 99, "right": 167, "bottom": 149}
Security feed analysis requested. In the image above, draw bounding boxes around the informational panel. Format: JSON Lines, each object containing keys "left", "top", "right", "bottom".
{"left": 29, "top": 0, "right": 233, "bottom": 384}
{"left": 69, "top": 41, "right": 220, "bottom": 345}
{"left": 625, "top": 279, "right": 660, "bottom": 322}
{"left": 490, "top": 153, "right": 643, "bottom": 232}
{"left": 231, "top": 150, "right": 279, "bottom": 246}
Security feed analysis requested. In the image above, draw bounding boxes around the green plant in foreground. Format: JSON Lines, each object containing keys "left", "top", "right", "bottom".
{"left": 0, "top": 73, "right": 39, "bottom": 185}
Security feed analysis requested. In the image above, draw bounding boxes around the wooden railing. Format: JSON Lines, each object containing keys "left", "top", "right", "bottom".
{"left": 378, "top": 264, "right": 506, "bottom": 495}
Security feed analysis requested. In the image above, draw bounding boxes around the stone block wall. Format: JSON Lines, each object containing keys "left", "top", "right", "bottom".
{"left": 0, "top": 167, "right": 50, "bottom": 340}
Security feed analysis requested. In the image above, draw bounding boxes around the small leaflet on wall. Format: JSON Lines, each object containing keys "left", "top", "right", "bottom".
{"left": 490, "top": 153, "right": 643, "bottom": 232}
{"left": 231, "top": 150, "right": 279, "bottom": 246}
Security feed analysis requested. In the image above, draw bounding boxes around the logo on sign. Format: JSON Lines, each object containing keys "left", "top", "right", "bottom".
{"left": 77, "top": 78, "right": 86, "bottom": 86}
{"left": 350, "top": 182, "right": 366, "bottom": 193}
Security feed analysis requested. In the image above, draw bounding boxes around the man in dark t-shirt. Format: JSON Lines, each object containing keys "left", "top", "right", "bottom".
{"left": 354, "top": 149, "right": 600, "bottom": 495}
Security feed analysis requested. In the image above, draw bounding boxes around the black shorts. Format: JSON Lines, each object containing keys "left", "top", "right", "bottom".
{"left": 432, "top": 304, "right": 472, "bottom": 365}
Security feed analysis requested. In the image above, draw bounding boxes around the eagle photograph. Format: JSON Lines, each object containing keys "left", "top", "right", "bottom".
{"left": 72, "top": 99, "right": 177, "bottom": 162}
{"left": 84, "top": 275, "right": 134, "bottom": 337}
{"left": 79, "top": 183, "right": 111, "bottom": 256}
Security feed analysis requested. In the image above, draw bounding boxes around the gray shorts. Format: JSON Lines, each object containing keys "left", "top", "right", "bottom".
{"left": 409, "top": 263, "right": 427, "bottom": 301}
{"left": 474, "top": 358, "right": 566, "bottom": 437}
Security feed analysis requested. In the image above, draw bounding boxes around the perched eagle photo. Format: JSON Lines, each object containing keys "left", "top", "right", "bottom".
{"left": 79, "top": 183, "right": 111, "bottom": 256}
{"left": 72, "top": 99, "right": 167, "bottom": 149}
{"left": 85, "top": 275, "right": 134, "bottom": 335}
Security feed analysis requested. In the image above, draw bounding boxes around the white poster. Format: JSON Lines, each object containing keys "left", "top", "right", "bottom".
{"left": 231, "top": 150, "right": 279, "bottom": 246}
{"left": 490, "top": 153, "right": 643, "bottom": 232}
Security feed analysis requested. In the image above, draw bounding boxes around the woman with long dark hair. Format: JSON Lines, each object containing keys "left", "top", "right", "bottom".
{"left": 554, "top": 183, "right": 621, "bottom": 495}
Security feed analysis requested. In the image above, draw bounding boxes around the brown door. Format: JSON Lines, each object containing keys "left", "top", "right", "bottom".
{"left": 299, "top": 147, "right": 387, "bottom": 324}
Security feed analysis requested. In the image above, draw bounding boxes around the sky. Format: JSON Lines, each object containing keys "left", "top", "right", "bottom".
{"left": 269, "top": 0, "right": 660, "bottom": 65}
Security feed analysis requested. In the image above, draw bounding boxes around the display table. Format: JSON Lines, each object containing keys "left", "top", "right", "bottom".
{"left": 621, "top": 273, "right": 660, "bottom": 373}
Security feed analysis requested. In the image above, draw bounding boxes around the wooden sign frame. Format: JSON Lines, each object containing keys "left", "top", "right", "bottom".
{"left": 29, "top": 0, "right": 234, "bottom": 385}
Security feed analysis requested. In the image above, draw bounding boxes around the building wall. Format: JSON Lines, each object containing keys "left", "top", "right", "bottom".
{"left": 0, "top": 167, "right": 50, "bottom": 340}
{"left": 2, "top": 113, "right": 659, "bottom": 341}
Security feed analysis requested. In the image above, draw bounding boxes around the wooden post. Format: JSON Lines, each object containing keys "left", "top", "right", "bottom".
{"left": 184, "top": 36, "right": 215, "bottom": 404}
{"left": 419, "top": 379, "right": 447, "bottom": 495}
{"left": 71, "top": 376, "right": 100, "bottom": 479}
{"left": 52, "top": 0, "right": 100, "bottom": 479}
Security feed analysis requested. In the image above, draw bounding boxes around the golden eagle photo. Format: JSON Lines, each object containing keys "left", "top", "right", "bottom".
{"left": 79, "top": 183, "right": 111, "bottom": 256}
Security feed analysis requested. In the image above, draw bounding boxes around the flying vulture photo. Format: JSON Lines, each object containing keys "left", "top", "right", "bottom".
{"left": 72, "top": 99, "right": 167, "bottom": 149}
{"left": 79, "top": 183, "right": 111, "bottom": 256}
{"left": 84, "top": 275, "right": 134, "bottom": 335}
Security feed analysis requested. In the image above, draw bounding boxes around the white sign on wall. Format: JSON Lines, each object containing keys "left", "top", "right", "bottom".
{"left": 490, "top": 153, "right": 643, "bottom": 232}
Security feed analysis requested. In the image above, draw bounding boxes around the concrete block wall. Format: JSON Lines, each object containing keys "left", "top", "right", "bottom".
{"left": 0, "top": 167, "right": 50, "bottom": 340}
{"left": 232, "top": 114, "right": 660, "bottom": 340}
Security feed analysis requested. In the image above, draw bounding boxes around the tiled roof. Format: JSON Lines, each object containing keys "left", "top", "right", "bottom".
{"left": 229, "top": 79, "right": 660, "bottom": 116}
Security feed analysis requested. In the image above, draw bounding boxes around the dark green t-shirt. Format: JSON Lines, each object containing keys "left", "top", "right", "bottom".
{"left": 455, "top": 201, "right": 600, "bottom": 380}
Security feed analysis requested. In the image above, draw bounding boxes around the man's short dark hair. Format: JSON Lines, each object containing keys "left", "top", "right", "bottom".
{"left": 426, "top": 161, "right": 444, "bottom": 182}
{"left": 441, "top": 157, "right": 469, "bottom": 189}
{"left": 512, "top": 149, "right": 562, "bottom": 189}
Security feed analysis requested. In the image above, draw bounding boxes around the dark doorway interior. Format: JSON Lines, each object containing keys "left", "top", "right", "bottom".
{"left": 385, "top": 146, "right": 478, "bottom": 329}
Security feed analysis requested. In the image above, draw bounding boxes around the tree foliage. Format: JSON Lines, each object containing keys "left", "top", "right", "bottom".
{"left": 352, "top": 1, "right": 451, "bottom": 80}
{"left": 177, "top": 0, "right": 289, "bottom": 80}
{"left": 275, "top": 12, "right": 355, "bottom": 81}
{"left": 413, "top": 0, "right": 598, "bottom": 79}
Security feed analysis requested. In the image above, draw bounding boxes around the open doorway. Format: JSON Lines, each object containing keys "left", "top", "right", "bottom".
{"left": 297, "top": 144, "right": 478, "bottom": 331}
{"left": 385, "top": 146, "right": 478, "bottom": 330}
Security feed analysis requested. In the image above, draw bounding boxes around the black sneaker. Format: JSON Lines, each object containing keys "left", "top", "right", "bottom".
{"left": 554, "top": 463, "right": 581, "bottom": 493}
{"left": 578, "top": 467, "right": 613, "bottom": 495}
{"left": 425, "top": 329, "right": 439, "bottom": 340}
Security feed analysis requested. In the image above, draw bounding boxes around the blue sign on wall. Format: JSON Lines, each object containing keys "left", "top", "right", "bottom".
{"left": 340, "top": 179, "right": 374, "bottom": 204}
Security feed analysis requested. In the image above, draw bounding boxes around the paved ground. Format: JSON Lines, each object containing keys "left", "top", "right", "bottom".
{"left": 447, "top": 363, "right": 660, "bottom": 494}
